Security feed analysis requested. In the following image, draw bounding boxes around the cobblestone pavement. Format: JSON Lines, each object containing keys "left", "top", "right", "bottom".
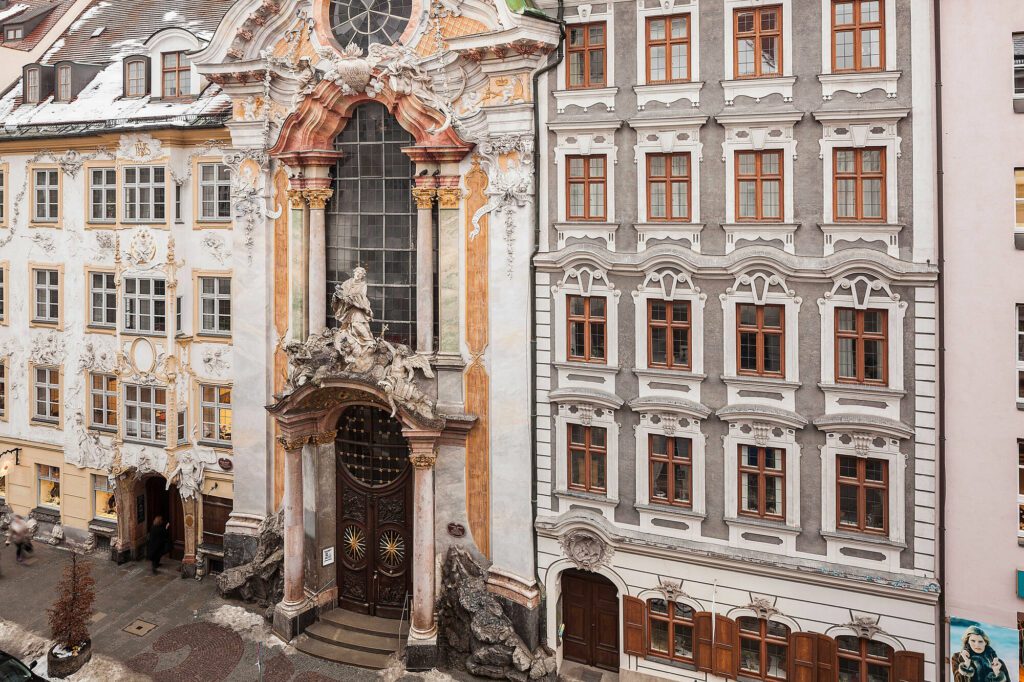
{"left": 0, "top": 543, "right": 457, "bottom": 681}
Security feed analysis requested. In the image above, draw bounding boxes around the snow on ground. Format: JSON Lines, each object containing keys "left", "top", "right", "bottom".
{"left": 0, "top": 618, "right": 147, "bottom": 681}
{"left": 378, "top": 654, "right": 455, "bottom": 682}
{"left": 204, "top": 604, "right": 294, "bottom": 653}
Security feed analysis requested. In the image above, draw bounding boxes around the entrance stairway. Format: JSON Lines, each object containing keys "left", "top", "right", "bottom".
{"left": 294, "top": 609, "right": 409, "bottom": 669}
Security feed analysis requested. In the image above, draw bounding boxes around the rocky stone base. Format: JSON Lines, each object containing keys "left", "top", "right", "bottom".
{"left": 437, "top": 547, "right": 556, "bottom": 682}
{"left": 216, "top": 511, "right": 284, "bottom": 614}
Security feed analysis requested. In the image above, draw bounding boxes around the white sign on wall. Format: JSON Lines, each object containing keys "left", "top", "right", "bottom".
{"left": 322, "top": 546, "right": 335, "bottom": 567}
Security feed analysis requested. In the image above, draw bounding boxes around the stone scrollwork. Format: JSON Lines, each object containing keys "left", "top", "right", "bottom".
{"left": 222, "top": 148, "right": 281, "bottom": 262}
{"left": 126, "top": 228, "right": 158, "bottom": 267}
{"left": 470, "top": 134, "right": 535, "bottom": 278}
{"left": 68, "top": 412, "right": 115, "bottom": 472}
{"left": 559, "top": 529, "right": 613, "bottom": 573}
{"left": 30, "top": 330, "right": 65, "bottom": 366}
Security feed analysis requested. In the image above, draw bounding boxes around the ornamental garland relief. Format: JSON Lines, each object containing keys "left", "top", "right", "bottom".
{"left": 559, "top": 529, "right": 613, "bottom": 572}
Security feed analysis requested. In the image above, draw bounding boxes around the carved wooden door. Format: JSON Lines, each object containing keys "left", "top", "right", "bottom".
{"left": 336, "top": 406, "right": 413, "bottom": 619}
{"left": 561, "top": 570, "right": 620, "bottom": 671}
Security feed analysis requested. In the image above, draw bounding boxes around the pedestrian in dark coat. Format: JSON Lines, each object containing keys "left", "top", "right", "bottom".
{"left": 147, "top": 516, "right": 170, "bottom": 574}
{"left": 6, "top": 515, "right": 33, "bottom": 563}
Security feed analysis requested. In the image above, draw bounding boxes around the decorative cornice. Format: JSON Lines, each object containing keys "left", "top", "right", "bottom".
{"left": 303, "top": 188, "right": 333, "bottom": 210}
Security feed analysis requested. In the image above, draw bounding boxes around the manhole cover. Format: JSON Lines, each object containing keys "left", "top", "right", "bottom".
{"left": 123, "top": 619, "right": 157, "bottom": 637}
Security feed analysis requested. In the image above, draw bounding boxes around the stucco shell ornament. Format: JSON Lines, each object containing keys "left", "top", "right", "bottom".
{"left": 559, "top": 529, "right": 614, "bottom": 572}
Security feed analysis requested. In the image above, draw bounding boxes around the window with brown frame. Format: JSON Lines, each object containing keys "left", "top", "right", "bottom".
{"left": 649, "top": 434, "right": 692, "bottom": 508}
{"left": 832, "top": 0, "right": 884, "bottom": 72}
{"left": 835, "top": 308, "right": 887, "bottom": 384}
{"left": 567, "top": 155, "right": 607, "bottom": 221}
{"left": 738, "top": 618, "right": 790, "bottom": 682}
{"left": 836, "top": 636, "right": 893, "bottom": 682}
{"left": 648, "top": 299, "right": 691, "bottom": 369}
{"left": 737, "top": 303, "right": 784, "bottom": 377}
{"left": 837, "top": 455, "right": 887, "bottom": 533}
{"left": 834, "top": 148, "right": 885, "bottom": 221}
{"left": 161, "top": 51, "right": 191, "bottom": 98}
{"left": 25, "top": 68, "right": 40, "bottom": 103}
{"left": 567, "top": 295, "right": 606, "bottom": 363}
{"left": 56, "top": 65, "right": 71, "bottom": 102}
{"left": 567, "top": 22, "right": 606, "bottom": 89}
{"left": 648, "top": 599, "right": 696, "bottom": 663}
{"left": 738, "top": 445, "right": 785, "bottom": 520}
{"left": 734, "top": 6, "right": 782, "bottom": 79}
{"left": 736, "top": 150, "right": 782, "bottom": 221}
{"left": 647, "top": 153, "right": 691, "bottom": 221}
{"left": 646, "top": 14, "right": 690, "bottom": 83}
{"left": 125, "top": 59, "right": 147, "bottom": 97}
{"left": 568, "top": 423, "right": 607, "bottom": 493}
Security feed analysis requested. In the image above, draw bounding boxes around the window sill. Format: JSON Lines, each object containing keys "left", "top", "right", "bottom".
{"left": 553, "top": 86, "right": 619, "bottom": 113}
{"left": 644, "top": 655, "right": 698, "bottom": 673}
{"left": 818, "top": 71, "right": 900, "bottom": 101}
{"left": 30, "top": 418, "right": 62, "bottom": 430}
{"left": 1014, "top": 230, "right": 1024, "bottom": 250}
{"left": 120, "top": 331, "right": 168, "bottom": 338}
{"left": 634, "top": 222, "right": 705, "bottom": 253}
{"left": 197, "top": 441, "right": 232, "bottom": 451}
{"left": 721, "top": 222, "right": 799, "bottom": 254}
{"left": 555, "top": 489, "right": 618, "bottom": 511}
{"left": 86, "top": 325, "right": 117, "bottom": 334}
{"left": 90, "top": 426, "right": 117, "bottom": 435}
{"left": 722, "top": 375, "right": 801, "bottom": 390}
{"left": 721, "top": 76, "right": 796, "bottom": 105}
{"left": 29, "top": 222, "right": 62, "bottom": 229}
{"left": 194, "top": 221, "right": 233, "bottom": 229}
{"left": 633, "top": 367, "right": 706, "bottom": 381}
{"left": 821, "top": 529, "right": 904, "bottom": 549}
{"left": 818, "top": 382, "right": 904, "bottom": 399}
{"left": 123, "top": 439, "right": 168, "bottom": 448}
{"left": 819, "top": 222, "right": 902, "bottom": 258}
{"left": 554, "top": 222, "right": 619, "bottom": 251}
{"left": 196, "top": 333, "right": 232, "bottom": 343}
{"left": 633, "top": 81, "right": 704, "bottom": 110}
{"left": 635, "top": 503, "right": 705, "bottom": 521}
{"left": 30, "top": 320, "right": 61, "bottom": 328}
{"left": 725, "top": 516, "right": 801, "bottom": 535}
{"left": 88, "top": 519, "right": 117, "bottom": 535}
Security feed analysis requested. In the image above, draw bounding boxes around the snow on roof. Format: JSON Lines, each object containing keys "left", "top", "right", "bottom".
{"left": 0, "top": 3, "right": 29, "bottom": 23}
{"left": 39, "top": 37, "right": 64, "bottom": 64}
{"left": 67, "top": 1, "right": 108, "bottom": 34}
{"left": 0, "top": 0, "right": 76, "bottom": 52}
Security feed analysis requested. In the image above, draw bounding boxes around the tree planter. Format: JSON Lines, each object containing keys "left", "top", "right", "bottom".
{"left": 47, "top": 639, "right": 92, "bottom": 678}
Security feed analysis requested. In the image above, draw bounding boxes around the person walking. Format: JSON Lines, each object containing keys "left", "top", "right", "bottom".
{"left": 5, "top": 515, "right": 33, "bottom": 564}
{"left": 147, "top": 516, "right": 171, "bottom": 574}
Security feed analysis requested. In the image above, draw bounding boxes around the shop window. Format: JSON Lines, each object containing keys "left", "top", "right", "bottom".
{"left": 93, "top": 475, "right": 116, "bottom": 521}
{"left": 38, "top": 464, "right": 60, "bottom": 508}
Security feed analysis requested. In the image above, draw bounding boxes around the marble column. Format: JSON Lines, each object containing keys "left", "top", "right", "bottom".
{"left": 304, "top": 188, "right": 334, "bottom": 336}
{"left": 411, "top": 180, "right": 437, "bottom": 355}
{"left": 286, "top": 189, "right": 309, "bottom": 344}
{"left": 405, "top": 432, "right": 440, "bottom": 670}
{"left": 273, "top": 434, "right": 309, "bottom": 640}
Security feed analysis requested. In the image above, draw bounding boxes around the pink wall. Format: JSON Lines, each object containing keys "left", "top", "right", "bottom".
{"left": 942, "top": 0, "right": 1024, "bottom": 629}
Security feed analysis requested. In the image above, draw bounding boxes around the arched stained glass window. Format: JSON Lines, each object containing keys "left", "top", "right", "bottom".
{"left": 330, "top": 0, "right": 412, "bottom": 52}
{"left": 328, "top": 102, "right": 418, "bottom": 347}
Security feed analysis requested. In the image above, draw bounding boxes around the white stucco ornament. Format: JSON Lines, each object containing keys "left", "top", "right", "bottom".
{"left": 69, "top": 412, "right": 115, "bottom": 472}
{"left": 30, "top": 330, "right": 65, "bottom": 366}
{"left": 126, "top": 229, "right": 157, "bottom": 266}
{"left": 118, "top": 133, "right": 164, "bottom": 163}
{"left": 202, "top": 347, "right": 231, "bottom": 378}
{"left": 559, "top": 529, "right": 613, "bottom": 572}
{"left": 167, "top": 448, "right": 220, "bottom": 501}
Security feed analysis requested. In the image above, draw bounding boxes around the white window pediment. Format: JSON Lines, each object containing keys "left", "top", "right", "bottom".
{"left": 554, "top": 3, "right": 619, "bottom": 114}
{"left": 550, "top": 121, "right": 622, "bottom": 249}
{"left": 552, "top": 263, "right": 621, "bottom": 394}
{"left": 716, "top": 111, "right": 803, "bottom": 253}
{"left": 814, "top": 109, "right": 909, "bottom": 256}
{"left": 818, "top": 0, "right": 899, "bottom": 100}
{"left": 552, "top": 398, "right": 621, "bottom": 520}
{"left": 631, "top": 116, "right": 707, "bottom": 252}
{"left": 721, "top": 0, "right": 795, "bottom": 105}
{"left": 633, "top": 0, "right": 703, "bottom": 110}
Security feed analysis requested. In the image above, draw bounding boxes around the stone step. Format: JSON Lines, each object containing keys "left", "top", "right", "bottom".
{"left": 318, "top": 608, "right": 409, "bottom": 638}
{"left": 304, "top": 620, "right": 401, "bottom": 655}
{"left": 294, "top": 633, "right": 394, "bottom": 669}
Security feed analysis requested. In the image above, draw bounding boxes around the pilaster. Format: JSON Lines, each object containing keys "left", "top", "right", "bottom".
{"left": 436, "top": 179, "right": 465, "bottom": 414}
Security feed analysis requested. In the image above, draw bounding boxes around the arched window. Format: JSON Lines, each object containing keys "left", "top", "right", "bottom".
{"left": 836, "top": 636, "right": 893, "bottom": 682}
{"left": 647, "top": 598, "right": 696, "bottom": 663}
{"left": 738, "top": 617, "right": 790, "bottom": 681}
{"left": 328, "top": 102, "right": 418, "bottom": 346}
{"left": 330, "top": 0, "right": 411, "bottom": 51}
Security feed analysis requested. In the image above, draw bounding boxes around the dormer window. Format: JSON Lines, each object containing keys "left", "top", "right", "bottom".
{"left": 25, "top": 68, "right": 39, "bottom": 103}
{"left": 124, "top": 57, "right": 149, "bottom": 98}
{"left": 162, "top": 51, "right": 191, "bottom": 98}
{"left": 56, "top": 65, "right": 71, "bottom": 102}
{"left": 5, "top": 26, "right": 22, "bottom": 41}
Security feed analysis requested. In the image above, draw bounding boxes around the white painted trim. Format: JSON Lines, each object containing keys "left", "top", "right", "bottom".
{"left": 552, "top": 406, "right": 621, "bottom": 521}
{"left": 634, "top": 0, "right": 702, "bottom": 108}
{"left": 720, "top": 270, "right": 802, "bottom": 385}
{"left": 549, "top": 121, "right": 622, "bottom": 224}
{"left": 818, "top": 0, "right": 897, "bottom": 81}
{"left": 630, "top": 115, "right": 707, "bottom": 227}
{"left": 633, "top": 410, "right": 707, "bottom": 539}
{"left": 722, "top": 0, "right": 794, "bottom": 104}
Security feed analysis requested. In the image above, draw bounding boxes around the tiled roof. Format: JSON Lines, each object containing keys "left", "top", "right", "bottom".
{"left": 0, "top": 0, "right": 76, "bottom": 52}
{"left": 45, "top": 0, "right": 235, "bottom": 64}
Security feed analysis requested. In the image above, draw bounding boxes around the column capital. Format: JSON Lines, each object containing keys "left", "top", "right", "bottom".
{"left": 277, "top": 434, "right": 310, "bottom": 452}
{"left": 286, "top": 189, "right": 306, "bottom": 209}
{"left": 303, "top": 188, "right": 334, "bottom": 210}
{"left": 408, "top": 448, "right": 438, "bottom": 469}
{"left": 436, "top": 186, "right": 463, "bottom": 210}
{"left": 411, "top": 187, "right": 436, "bottom": 210}
{"left": 310, "top": 430, "right": 337, "bottom": 445}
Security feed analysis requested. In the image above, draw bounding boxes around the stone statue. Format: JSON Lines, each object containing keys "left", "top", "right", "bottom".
{"left": 379, "top": 341, "right": 435, "bottom": 419}
{"left": 331, "top": 266, "right": 376, "bottom": 363}
{"left": 167, "top": 448, "right": 219, "bottom": 501}
{"left": 72, "top": 412, "right": 114, "bottom": 471}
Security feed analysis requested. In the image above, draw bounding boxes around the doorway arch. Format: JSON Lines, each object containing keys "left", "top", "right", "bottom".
{"left": 560, "top": 568, "right": 620, "bottom": 672}
{"left": 144, "top": 476, "right": 185, "bottom": 561}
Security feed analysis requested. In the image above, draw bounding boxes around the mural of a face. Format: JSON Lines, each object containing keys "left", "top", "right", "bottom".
{"left": 968, "top": 634, "right": 987, "bottom": 655}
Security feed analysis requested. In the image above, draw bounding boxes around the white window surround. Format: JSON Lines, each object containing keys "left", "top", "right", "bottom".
{"left": 633, "top": 407, "right": 708, "bottom": 540}
{"left": 630, "top": 115, "right": 707, "bottom": 252}
{"left": 551, "top": 265, "right": 622, "bottom": 397}
{"left": 553, "top": 3, "right": 618, "bottom": 113}
{"left": 814, "top": 108, "right": 909, "bottom": 257}
{"left": 720, "top": 270, "right": 802, "bottom": 398}
{"left": 722, "top": 0, "right": 795, "bottom": 105}
{"left": 552, "top": 401, "right": 622, "bottom": 521}
{"left": 146, "top": 28, "right": 201, "bottom": 101}
{"left": 725, "top": 603, "right": 800, "bottom": 633}
{"left": 817, "top": 274, "right": 908, "bottom": 421}
{"left": 550, "top": 121, "right": 622, "bottom": 250}
{"left": 633, "top": 0, "right": 703, "bottom": 110}
{"left": 716, "top": 111, "right": 803, "bottom": 254}
{"left": 818, "top": 430, "right": 907, "bottom": 572}
{"left": 818, "top": 0, "right": 900, "bottom": 100}
{"left": 721, "top": 418, "right": 802, "bottom": 554}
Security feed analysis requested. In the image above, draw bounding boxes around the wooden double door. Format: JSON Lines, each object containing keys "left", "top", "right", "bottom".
{"left": 562, "top": 570, "right": 620, "bottom": 671}
{"left": 335, "top": 406, "right": 414, "bottom": 619}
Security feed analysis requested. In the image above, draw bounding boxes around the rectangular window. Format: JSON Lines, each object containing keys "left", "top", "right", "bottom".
{"left": 837, "top": 455, "right": 888, "bottom": 533}
{"left": 126, "top": 59, "right": 147, "bottom": 97}
{"left": 175, "top": 295, "right": 183, "bottom": 334}
{"left": 836, "top": 308, "right": 887, "bottom": 384}
{"left": 89, "top": 271, "right": 116, "bottom": 328}
{"left": 1016, "top": 170, "right": 1024, "bottom": 231}
{"left": 568, "top": 423, "right": 607, "bottom": 493}
{"left": 649, "top": 434, "right": 692, "bottom": 507}
{"left": 200, "top": 384, "right": 232, "bottom": 445}
{"left": 0, "top": 362, "right": 6, "bottom": 419}
{"left": 736, "top": 150, "right": 783, "bottom": 221}
{"left": 0, "top": 265, "right": 5, "bottom": 322}
{"left": 648, "top": 600, "right": 696, "bottom": 663}
{"left": 567, "top": 295, "right": 606, "bottom": 363}
{"left": 33, "top": 169, "right": 59, "bottom": 222}
{"left": 832, "top": 0, "right": 883, "bottom": 72}
{"left": 834, "top": 148, "right": 885, "bottom": 221}
{"left": 123, "top": 166, "right": 166, "bottom": 222}
{"left": 1018, "top": 441, "right": 1024, "bottom": 539}
{"left": 33, "top": 366, "right": 60, "bottom": 424}
{"left": 1015, "top": 34, "right": 1024, "bottom": 97}
{"left": 38, "top": 464, "right": 60, "bottom": 508}
{"left": 177, "top": 406, "right": 188, "bottom": 444}
{"left": 202, "top": 496, "right": 233, "bottom": 547}
{"left": 123, "top": 277, "right": 166, "bottom": 334}
{"left": 738, "top": 444, "right": 785, "bottom": 520}
{"left": 198, "top": 163, "right": 232, "bottom": 220}
{"left": 1018, "top": 305, "right": 1024, "bottom": 403}
{"left": 566, "top": 155, "right": 607, "bottom": 221}
{"left": 93, "top": 475, "right": 116, "bottom": 521}
{"left": 89, "top": 373, "right": 117, "bottom": 431}
{"left": 567, "top": 22, "right": 606, "bottom": 89}
{"left": 647, "top": 153, "right": 691, "bottom": 221}
{"left": 0, "top": 465, "right": 5, "bottom": 499}
{"left": 162, "top": 51, "right": 191, "bottom": 98}
{"left": 124, "top": 384, "right": 167, "bottom": 444}
{"left": 32, "top": 268, "right": 60, "bottom": 324}
{"left": 738, "top": 618, "right": 790, "bottom": 681}
{"left": 57, "top": 65, "right": 71, "bottom": 101}
{"left": 737, "top": 303, "right": 784, "bottom": 377}
{"left": 26, "top": 68, "right": 39, "bottom": 102}
{"left": 0, "top": 168, "right": 5, "bottom": 223}
{"left": 734, "top": 6, "right": 782, "bottom": 78}
{"left": 7, "top": 26, "right": 24, "bottom": 41}
{"left": 648, "top": 299, "right": 691, "bottom": 369}
{"left": 89, "top": 168, "right": 117, "bottom": 222}
{"left": 646, "top": 14, "right": 690, "bottom": 83}
{"left": 198, "top": 276, "right": 232, "bottom": 336}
